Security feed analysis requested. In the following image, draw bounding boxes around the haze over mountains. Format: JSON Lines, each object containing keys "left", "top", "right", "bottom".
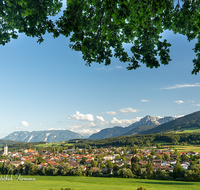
{"left": 88, "top": 115, "right": 175, "bottom": 139}
{"left": 140, "top": 111, "right": 200, "bottom": 134}
{"left": 2, "top": 130, "right": 83, "bottom": 143}
{"left": 1, "top": 111, "right": 200, "bottom": 142}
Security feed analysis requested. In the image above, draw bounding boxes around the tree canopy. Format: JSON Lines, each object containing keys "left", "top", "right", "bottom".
{"left": 1, "top": 0, "right": 200, "bottom": 74}
{"left": 0, "top": 0, "right": 62, "bottom": 44}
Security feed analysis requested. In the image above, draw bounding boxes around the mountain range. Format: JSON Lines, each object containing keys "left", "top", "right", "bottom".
{"left": 88, "top": 115, "right": 175, "bottom": 139}
{"left": 2, "top": 111, "right": 200, "bottom": 142}
{"left": 2, "top": 130, "right": 83, "bottom": 143}
{"left": 140, "top": 110, "right": 200, "bottom": 134}
{"left": 89, "top": 111, "right": 200, "bottom": 139}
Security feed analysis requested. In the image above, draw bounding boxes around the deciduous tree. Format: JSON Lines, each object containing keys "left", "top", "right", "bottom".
{"left": 2, "top": 0, "right": 200, "bottom": 74}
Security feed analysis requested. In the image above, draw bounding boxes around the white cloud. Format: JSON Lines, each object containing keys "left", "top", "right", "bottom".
{"left": 161, "top": 83, "right": 200, "bottom": 89}
{"left": 39, "top": 123, "right": 42, "bottom": 126}
{"left": 99, "top": 121, "right": 109, "bottom": 125}
{"left": 141, "top": 99, "right": 150, "bottom": 102}
{"left": 84, "top": 122, "right": 96, "bottom": 127}
{"left": 96, "top": 116, "right": 105, "bottom": 122}
{"left": 48, "top": 128, "right": 65, "bottom": 130}
{"left": 115, "top": 66, "right": 122, "bottom": 69}
{"left": 119, "top": 108, "right": 139, "bottom": 113}
{"left": 68, "top": 122, "right": 96, "bottom": 131}
{"left": 193, "top": 104, "right": 200, "bottom": 107}
{"left": 69, "top": 125, "right": 82, "bottom": 130}
{"left": 95, "top": 67, "right": 113, "bottom": 71}
{"left": 174, "top": 115, "right": 185, "bottom": 118}
{"left": 15, "top": 127, "right": 23, "bottom": 130}
{"left": 71, "top": 129, "right": 100, "bottom": 135}
{"left": 188, "top": 100, "right": 194, "bottom": 103}
{"left": 20, "top": 121, "right": 30, "bottom": 127}
{"left": 104, "top": 111, "right": 118, "bottom": 115}
{"left": 174, "top": 100, "right": 184, "bottom": 104}
{"left": 110, "top": 117, "right": 142, "bottom": 127}
{"left": 68, "top": 111, "right": 94, "bottom": 121}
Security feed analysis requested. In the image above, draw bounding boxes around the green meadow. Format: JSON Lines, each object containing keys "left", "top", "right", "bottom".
{"left": 35, "top": 143, "right": 74, "bottom": 148}
{"left": 0, "top": 176, "right": 200, "bottom": 190}
{"left": 174, "top": 127, "right": 200, "bottom": 133}
{"left": 174, "top": 145, "right": 200, "bottom": 152}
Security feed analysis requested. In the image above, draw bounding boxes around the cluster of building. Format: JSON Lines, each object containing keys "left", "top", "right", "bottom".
{"left": 0, "top": 144, "right": 199, "bottom": 174}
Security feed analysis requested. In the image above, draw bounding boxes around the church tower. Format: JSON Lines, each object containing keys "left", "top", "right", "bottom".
{"left": 3, "top": 143, "right": 8, "bottom": 156}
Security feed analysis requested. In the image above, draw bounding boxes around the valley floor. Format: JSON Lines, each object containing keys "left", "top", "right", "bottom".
{"left": 0, "top": 176, "right": 199, "bottom": 190}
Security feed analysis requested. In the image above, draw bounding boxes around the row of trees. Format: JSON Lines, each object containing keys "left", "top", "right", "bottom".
{"left": 1, "top": 133, "right": 199, "bottom": 154}
{"left": 70, "top": 133, "right": 200, "bottom": 149}
{"left": 1, "top": 159, "right": 200, "bottom": 181}
{"left": 3, "top": 133, "right": 200, "bottom": 152}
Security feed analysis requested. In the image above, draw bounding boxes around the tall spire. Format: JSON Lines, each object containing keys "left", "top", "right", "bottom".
{"left": 4, "top": 141, "right": 8, "bottom": 156}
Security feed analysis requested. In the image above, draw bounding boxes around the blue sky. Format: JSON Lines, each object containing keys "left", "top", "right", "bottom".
{"left": 0, "top": 4, "right": 200, "bottom": 139}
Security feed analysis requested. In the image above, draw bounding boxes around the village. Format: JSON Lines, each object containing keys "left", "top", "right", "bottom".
{"left": 0, "top": 143, "right": 199, "bottom": 177}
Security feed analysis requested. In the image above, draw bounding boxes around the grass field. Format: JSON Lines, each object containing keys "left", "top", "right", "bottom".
{"left": 174, "top": 145, "right": 200, "bottom": 152}
{"left": 35, "top": 143, "right": 74, "bottom": 148}
{"left": 173, "top": 127, "right": 200, "bottom": 133}
{"left": 0, "top": 176, "right": 200, "bottom": 190}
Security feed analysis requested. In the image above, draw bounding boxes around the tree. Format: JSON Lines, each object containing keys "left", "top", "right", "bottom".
{"left": 88, "top": 146, "right": 93, "bottom": 154}
{"left": 99, "top": 163, "right": 105, "bottom": 169}
{"left": 5, "top": 163, "right": 15, "bottom": 175}
{"left": 147, "top": 160, "right": 153, "bottom": 173}
{"left": 80, "top": 157, "right": 88, "bottom": 165}
{"left": 151, "top": 150, "right": 156, "bottom": 155}
{"left": 122, "top": 163, "right": 130, "bottom": 169}
{"left": 173, "top": 161, "right": 185, "bottom": 179}
{"left": 91, "top": 160, "right": 98, "bottom": 167}
{"left": 36, "top": 156, "right": 46, "bottom": 164}
{"left": 0, "top": 0, "right": 62, "bottom": 44}
{"left": 0, "top": 162, "right": 4, "bottom": 174}
{"left": 117, "top": 168, "right": 134, "bottom": 178}
{"left": 23, "top": 161, "right": 33, "bottom": 175}
{"left": 2, "top": 0, "right": 200, "bottom": 74}
{"left": 174, "top": 149, "right": 179, "bottom": 155}
{"left": 113, "top": 165, "right": 119, "bottom": 172}
{"left": 148, "top": 155, "right": 153, "bottom": 160}
{"left": 191, "top": 164, "right": 200, "bottom": 173}
{"left": 106, "top": 160, "right": 113, "bottom": 168}
{"left": 131, "top": 162, "right": 140, "bottom": 176}
{"left": 12, "top": 157, "right": 20, "bottom": 161}
{"left": 163, "top": 154, "right": 170, "bottom": 161}
{"left": 53, "top": 0, "right": 200, "bottom": 74}
{"left": 75, "top": 165, "right": 85, "bottom": 176}
{"left": 187, "top": 164, "right": 200, "bottom": 181}
{"left": 156, "top": 155, "right": 162, "bottom": 159}
{"left": 180, "top": 154, "right": 189, "bottom": 161}
{"left": 61, "top": 163, "right": 70, "bottom": 175}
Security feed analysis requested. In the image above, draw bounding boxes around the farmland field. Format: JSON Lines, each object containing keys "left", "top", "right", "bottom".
{"left": 173, "top": 127, "right": 200, "bottom": 133}
{"left": 35, "top": 143, "right": 74, "bottom": 148}
{"left": 0, "top": 176, "right": 200, "bottom": 190}
{"left": 174, "top": 145, "right": 200, "bottom": 152}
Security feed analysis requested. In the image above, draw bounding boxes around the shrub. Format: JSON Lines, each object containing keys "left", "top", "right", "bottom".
{"left": 137, "top": 187, "right": 147, "bottom": 190}
{"left": 50, "top": 188, "right": 74, "bottom": 190}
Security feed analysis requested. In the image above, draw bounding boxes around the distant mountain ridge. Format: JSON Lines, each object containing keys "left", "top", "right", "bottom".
{"left": 2, "top": 130, "right": 83, "bottom": 143}
{"left": 140, "top": 111, "right": 200, "bottom": 134}
{"left": 89, "top": 115, "right": 175, "bottom": 139}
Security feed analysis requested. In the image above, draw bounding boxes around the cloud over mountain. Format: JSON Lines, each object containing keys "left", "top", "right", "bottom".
{"left": 68, "top": 111, "right": 94, "bottom": 121}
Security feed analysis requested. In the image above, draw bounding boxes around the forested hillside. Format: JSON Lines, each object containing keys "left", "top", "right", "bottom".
{"left": 141, "top": 111, "right": 200, "bottom": 134}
